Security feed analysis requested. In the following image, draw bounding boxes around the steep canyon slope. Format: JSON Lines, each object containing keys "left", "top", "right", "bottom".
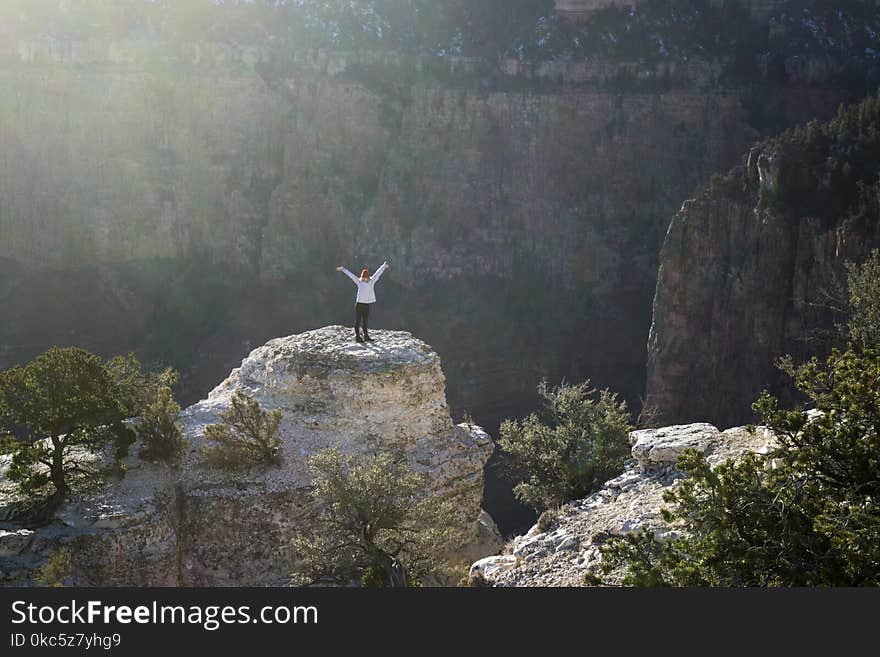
{"left": 645, "top": 95, "right": 880, "bottom": 427}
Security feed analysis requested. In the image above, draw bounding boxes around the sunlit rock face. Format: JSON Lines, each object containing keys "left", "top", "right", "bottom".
{"left": 0, "top": 327, "right": 500, "bottom": 586}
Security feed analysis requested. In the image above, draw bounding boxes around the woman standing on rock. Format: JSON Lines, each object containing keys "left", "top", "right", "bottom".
{"left": 336, "top": 261, "right": 388, "bottom": 343}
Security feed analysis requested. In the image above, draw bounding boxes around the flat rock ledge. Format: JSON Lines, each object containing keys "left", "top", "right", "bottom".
{"left": 470, "top": 422, "right": 774, "bottom": 587}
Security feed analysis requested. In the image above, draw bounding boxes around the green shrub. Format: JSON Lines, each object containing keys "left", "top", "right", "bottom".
{"left": 137, "top": 385, "right": 186, "bottom": 464}
{"left": 291, "top": 449, "right": 458, "bottom": 587}
{"left": 844, "top": 249, "right": 880, "bottom": 351}
{"left": 536, "top": 509, "right": 559, "bottom": 534}
{"left": 36, "top": 549, "right": 72, "bottom": 587}
{"left": 202, "top": 391, "right": 282, "bottom": 470}
{"left": 594, "top": 348, "right": 880, "bottom": 586}
{"left": 463, "top": 570, "right": 491, "bottom": 588}
{"left": 498, "top": 380, "right": 632, "bottom": 512}
{"left": 105, "top": 354, "right": 179, "bottom": 419}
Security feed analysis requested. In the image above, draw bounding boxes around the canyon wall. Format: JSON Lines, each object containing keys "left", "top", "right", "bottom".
{"left": 645, "top": 114, "right": 880, "bottom": 428}
{"left": 0, "top": 33, "right": 874, "bottom": 531}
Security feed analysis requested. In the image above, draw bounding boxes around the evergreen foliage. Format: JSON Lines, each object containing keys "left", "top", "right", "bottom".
{"left": 105, "top": 353, "right": 179, "bottom": 420}
{"left": 137, "top": 384, "right": 186, "bottom": 464}
{"left": 591, "top": 348, "right": 880, "bottom": 586}
{"left": 760, "top": 94, "right": 880, "bottom": 226}
{"left": 36, "top": 548, "right": 72, "bottom": 587}
{"left": 0, "top": 348, "right": 142, "bottom": 508}
{"left": 202, "top": 391, "right": 282, "bottom": 470}
{"left": 844, "top": 249, "right": 880, "bottom": 351}
{"left": 290, "top": 449, "right": 459, "bottom": 587}
{"left": 499, "top": 380, "right": 631, "bottom": 512}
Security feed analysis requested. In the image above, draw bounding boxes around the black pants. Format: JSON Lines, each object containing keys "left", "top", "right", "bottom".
{"left": 355, "top": 302, "right": 371, "bottom": 335}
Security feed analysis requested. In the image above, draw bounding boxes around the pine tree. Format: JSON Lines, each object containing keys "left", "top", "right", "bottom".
{"left": 0, "top": 348, "right": 136, "bottom": 508}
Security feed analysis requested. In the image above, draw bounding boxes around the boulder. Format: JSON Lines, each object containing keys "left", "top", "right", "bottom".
{"left": 0, "top": 529, "right": 33, "bottom": 558}
{"left": 469, "top": 555, "right": 518, "bottom": 580}
{"left": 630, "top": 423, "right": 720, "bottom": 469}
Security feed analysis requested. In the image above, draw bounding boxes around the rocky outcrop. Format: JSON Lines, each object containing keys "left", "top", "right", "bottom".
{"left": 470, "top": 422, "right": 773, "bottom": 586}
{"left": 0, "top": 326, "right": 500, "bottom": 586}
{"left": 644, "top": 97, "right": 880, "bottom": 428}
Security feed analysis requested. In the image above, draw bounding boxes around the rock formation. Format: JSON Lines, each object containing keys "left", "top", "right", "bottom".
{"left": 0, "top": 326, "right": 501, "bottom": 586}
{"left": 644, "top": 98, "right": 880, "bottom": 428}
{"left": 470, "top": 422, "right": 773, "bottom": 586}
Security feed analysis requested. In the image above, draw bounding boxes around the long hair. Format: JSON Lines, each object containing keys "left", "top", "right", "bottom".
{"left": 360, "top": 268, "right": 370, "bottom": 280}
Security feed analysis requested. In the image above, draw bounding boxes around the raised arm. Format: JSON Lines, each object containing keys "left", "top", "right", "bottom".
{"left": 371, "top": 261, "right": 388, "bottom": 283}
{"left": 338, "top": 266, "right": 359, "bottom": 284}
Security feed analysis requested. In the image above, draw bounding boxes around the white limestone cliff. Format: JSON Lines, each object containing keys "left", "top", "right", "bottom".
{"left": 0, "top": 326, "right": 501, "bottom": 585}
